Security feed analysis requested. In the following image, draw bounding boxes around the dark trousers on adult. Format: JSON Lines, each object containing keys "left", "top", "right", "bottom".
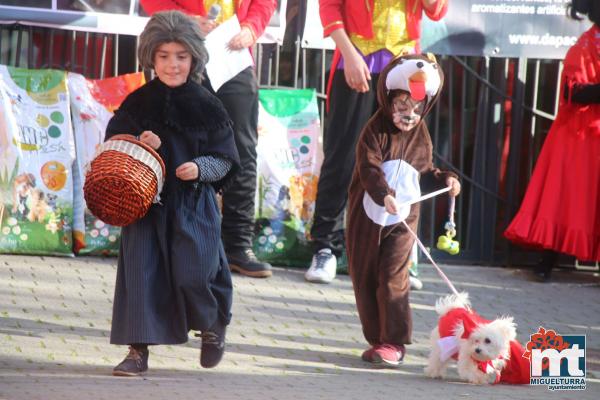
{"left": 311, "top": 69, "right": 380, "bottom": 256}
{"left": 214, "top": 67, "right": 259, "bottom": 252}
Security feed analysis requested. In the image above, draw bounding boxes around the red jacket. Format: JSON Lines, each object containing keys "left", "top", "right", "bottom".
{"left": 320, "top": 0, "right": 448, "bottom": 110}
{"left": 319, "top": 0, "right": 448, "bottom": 42}
{"left": 139, "top": 0, "right": 276, "bottom": 40}
{"left": 438, "top": 307, "right": 489, "bottom": 340}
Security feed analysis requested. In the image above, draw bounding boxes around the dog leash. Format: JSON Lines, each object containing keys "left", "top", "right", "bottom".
{"left": 402, "top": 215, "right": 460, "bottom": 296}
{"left": 448, "top": 196, "right": 456, "bottom": 230}
{"left": 396, "top": 186, "right": 450, "bottom": 209}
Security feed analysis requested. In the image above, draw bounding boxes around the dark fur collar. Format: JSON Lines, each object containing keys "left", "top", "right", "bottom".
{"left": 122, "top": 77, "right": 231, "bottom": 133}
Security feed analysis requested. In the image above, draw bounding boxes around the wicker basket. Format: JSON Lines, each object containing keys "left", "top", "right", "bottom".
{"left": 84, "top": 134, "right": 165, "bottom": 227}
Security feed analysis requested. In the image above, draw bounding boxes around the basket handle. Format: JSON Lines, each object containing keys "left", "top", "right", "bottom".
{"left": 108, "top": 134, "right": 165, "bottom": 176}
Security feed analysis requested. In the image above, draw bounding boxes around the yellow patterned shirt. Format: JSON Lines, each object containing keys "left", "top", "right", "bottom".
{"left": 203, "top": 0, "right": 237, "bottom": 24}
{"left": 350, "top": 0, "right": 417, "bottom": 56}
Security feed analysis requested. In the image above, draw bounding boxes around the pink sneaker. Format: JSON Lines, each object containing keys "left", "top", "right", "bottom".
{"left": 361, "top": 345, "right": 380, "bottom": 363}
{"left": 372, "top": 344, "right": 405, "bottom": 367}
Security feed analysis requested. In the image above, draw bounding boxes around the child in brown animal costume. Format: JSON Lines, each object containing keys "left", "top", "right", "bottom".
{"left": 346, "top": 54, "right": 461, "bottom": 367}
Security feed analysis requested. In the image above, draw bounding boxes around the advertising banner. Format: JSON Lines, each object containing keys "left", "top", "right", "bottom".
{"left": 0, "top": 0, "right": 287, "bottom": 43}
{"left": 69, "top": 71, "right": 145, "bottom": 255}
{"left": 422, "top": 0, "right": 591, "bottom": 58}
{"left": 253, "top": 88, "right": 322, "bottom": 267}
{"left": 302, "top": 0, "right": 591, "bottom": 59}
{"left": 258, "top": 0, "right": 288, "bottom": 45}
{"left": 0, "top": 0, "right": 148, "bottom": 35}
{"left": 301, "top": 0, "right": 334, "bottom": 50}
{"left": 0, "top": 66, "right": 75, "bottom": 255}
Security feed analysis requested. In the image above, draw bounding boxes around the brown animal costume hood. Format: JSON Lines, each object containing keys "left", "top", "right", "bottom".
{"left": 348, "top": 53, "right": 451, "bottom": 212}
{"left": 375, "top": 53, "right": 444, "bottom": 132}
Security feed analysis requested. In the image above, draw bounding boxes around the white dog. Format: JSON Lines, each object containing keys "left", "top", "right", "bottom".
{"left": 424, "top": 293, "right": 522, "bottom": 385}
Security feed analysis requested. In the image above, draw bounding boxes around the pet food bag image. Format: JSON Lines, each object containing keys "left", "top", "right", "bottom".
{"left": 254, "top": 89, "right": 323, "bottom": 267}
{"left": 0, "top": 66, "right": 75, "bottom": 255}
{"left": 68, "top": 71, "right": 145, "bottom": 255}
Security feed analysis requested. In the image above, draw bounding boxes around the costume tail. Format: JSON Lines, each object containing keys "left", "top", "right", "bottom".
{"left": 435, "top": 292, "right": 470, "bottom": 316}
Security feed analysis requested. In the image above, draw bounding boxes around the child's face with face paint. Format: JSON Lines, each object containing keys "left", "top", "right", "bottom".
{"left": 391, "top": 92, "right": 425, "bottom": 132}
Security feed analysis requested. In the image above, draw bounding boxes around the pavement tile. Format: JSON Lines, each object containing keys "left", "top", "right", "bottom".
{"left": 0, "top": 254, "right": 598, "bottom": 399}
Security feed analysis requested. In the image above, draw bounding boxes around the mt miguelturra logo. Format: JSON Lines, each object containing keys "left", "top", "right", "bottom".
{"left": 524, "top": 327, "right": 586, "bottom": 391}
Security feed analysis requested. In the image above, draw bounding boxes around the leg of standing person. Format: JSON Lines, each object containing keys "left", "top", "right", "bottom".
{"left": 375, "top": 223, "right": 414, "bottom": 352}
{"left": 305, "top": 70, "right": 379, "bottom": 283}
{"left": 346, "top": 218, "right": 383, "bottom": 362}
{"left": 347, "top": 216, "right": 414, "bottom": 368}
{"left": 171, "top": 184, "right": 233, "bottom": 368}
{"left": 218, "top": 67, "right": 273, "bottom": 278}
{"left": 532, "top": 249, "right": 559, "bottom": 282}
{"left": 110, "top": 206, "right": 167, "bottom": 377}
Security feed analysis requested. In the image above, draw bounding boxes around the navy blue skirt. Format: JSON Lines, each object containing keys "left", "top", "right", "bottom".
{"left": 110, "top": 183, "right": 232, "bottom": 345}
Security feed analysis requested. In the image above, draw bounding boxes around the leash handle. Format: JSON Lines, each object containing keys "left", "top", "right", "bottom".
{"left": 443, "top": 195, "right": 457, "bottom": 237}
{"left": 448, "top": 196, "right": 455, "bottom": 225}
{"left": 396, "top": 186, "right": 450, "bottom": 210}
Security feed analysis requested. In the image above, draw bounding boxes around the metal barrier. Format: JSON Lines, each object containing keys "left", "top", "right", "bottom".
{"left": 0, "top": 23, "right": 137, "bottom": 78}
{"left": 0, "top": 22, "right": 563, "bottom": 267}
{"left": 260, "top": 39, "right": 564, "bottom": 267}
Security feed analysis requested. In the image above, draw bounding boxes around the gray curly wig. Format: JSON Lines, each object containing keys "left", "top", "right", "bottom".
{"left": 138, "top": 10, "right": 209, "bottom": 82}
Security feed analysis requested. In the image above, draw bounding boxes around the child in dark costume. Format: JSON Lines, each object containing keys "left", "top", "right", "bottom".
{"left": 105, "top": 10, "right": 240, "bottom": 376}
{"left": 346, "top": 54, "right": 461, "bottom": 367}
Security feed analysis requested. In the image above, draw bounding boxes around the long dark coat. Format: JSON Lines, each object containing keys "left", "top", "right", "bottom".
{"left": 105, "top": 78, "right": 240, "bottom": 345}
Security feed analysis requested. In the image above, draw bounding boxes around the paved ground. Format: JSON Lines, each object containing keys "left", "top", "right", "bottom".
{"left": 0, "top": 254, "right": 598, "bottom": 400}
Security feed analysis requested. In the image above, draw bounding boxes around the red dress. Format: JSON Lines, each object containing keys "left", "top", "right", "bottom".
{"left": 504, "top": 25, "right": 600, "bottom": 262}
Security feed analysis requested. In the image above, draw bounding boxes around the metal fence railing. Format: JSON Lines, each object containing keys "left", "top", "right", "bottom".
{"left": 0, "top": 22, "right": 565, "bottom": 267}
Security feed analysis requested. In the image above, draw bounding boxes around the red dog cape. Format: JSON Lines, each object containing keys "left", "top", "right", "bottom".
{"left": 437, "top": 308, "right": 530, "bottom": 384}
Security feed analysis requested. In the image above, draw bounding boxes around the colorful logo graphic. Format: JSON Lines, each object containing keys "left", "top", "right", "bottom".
{"left": 524, "top": 327, "right": 586, "bottom": 390}
{"left": 41, "top": 161, "right": 67, "bottom": 191}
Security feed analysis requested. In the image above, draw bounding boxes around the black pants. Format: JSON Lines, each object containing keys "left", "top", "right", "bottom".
{"left": 213, "top": 67, "right": 259, "bottom": 252}
{"left": 311, "top": 69, "right": 380, "bottom": 257}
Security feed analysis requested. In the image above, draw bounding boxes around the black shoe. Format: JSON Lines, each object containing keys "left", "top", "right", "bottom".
{"left": 532, "top": 264, "right": 552, "bottom": 282}
{"left": 112, "top": 346, "right": 149, "bottom": 377}
{"left": 227, "top": 248, "right": 272, "bottom": 278}
{"left": 196, "top": 321, "right": 226, "bottom": 368}
{"left": 531, "top": 250, "right": 558, "bottom": 282}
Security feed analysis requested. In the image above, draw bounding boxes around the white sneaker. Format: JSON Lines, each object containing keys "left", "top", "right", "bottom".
{"left": 409, "top": 276, "right": 423, "bottom": 290}
{"left": 304, "top": 248, "right": 337, "bottom": 283}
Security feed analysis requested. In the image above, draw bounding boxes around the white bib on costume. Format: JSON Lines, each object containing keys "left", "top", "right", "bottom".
{"left": 362, "top": 159, "right": 420, "bottom": 227}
